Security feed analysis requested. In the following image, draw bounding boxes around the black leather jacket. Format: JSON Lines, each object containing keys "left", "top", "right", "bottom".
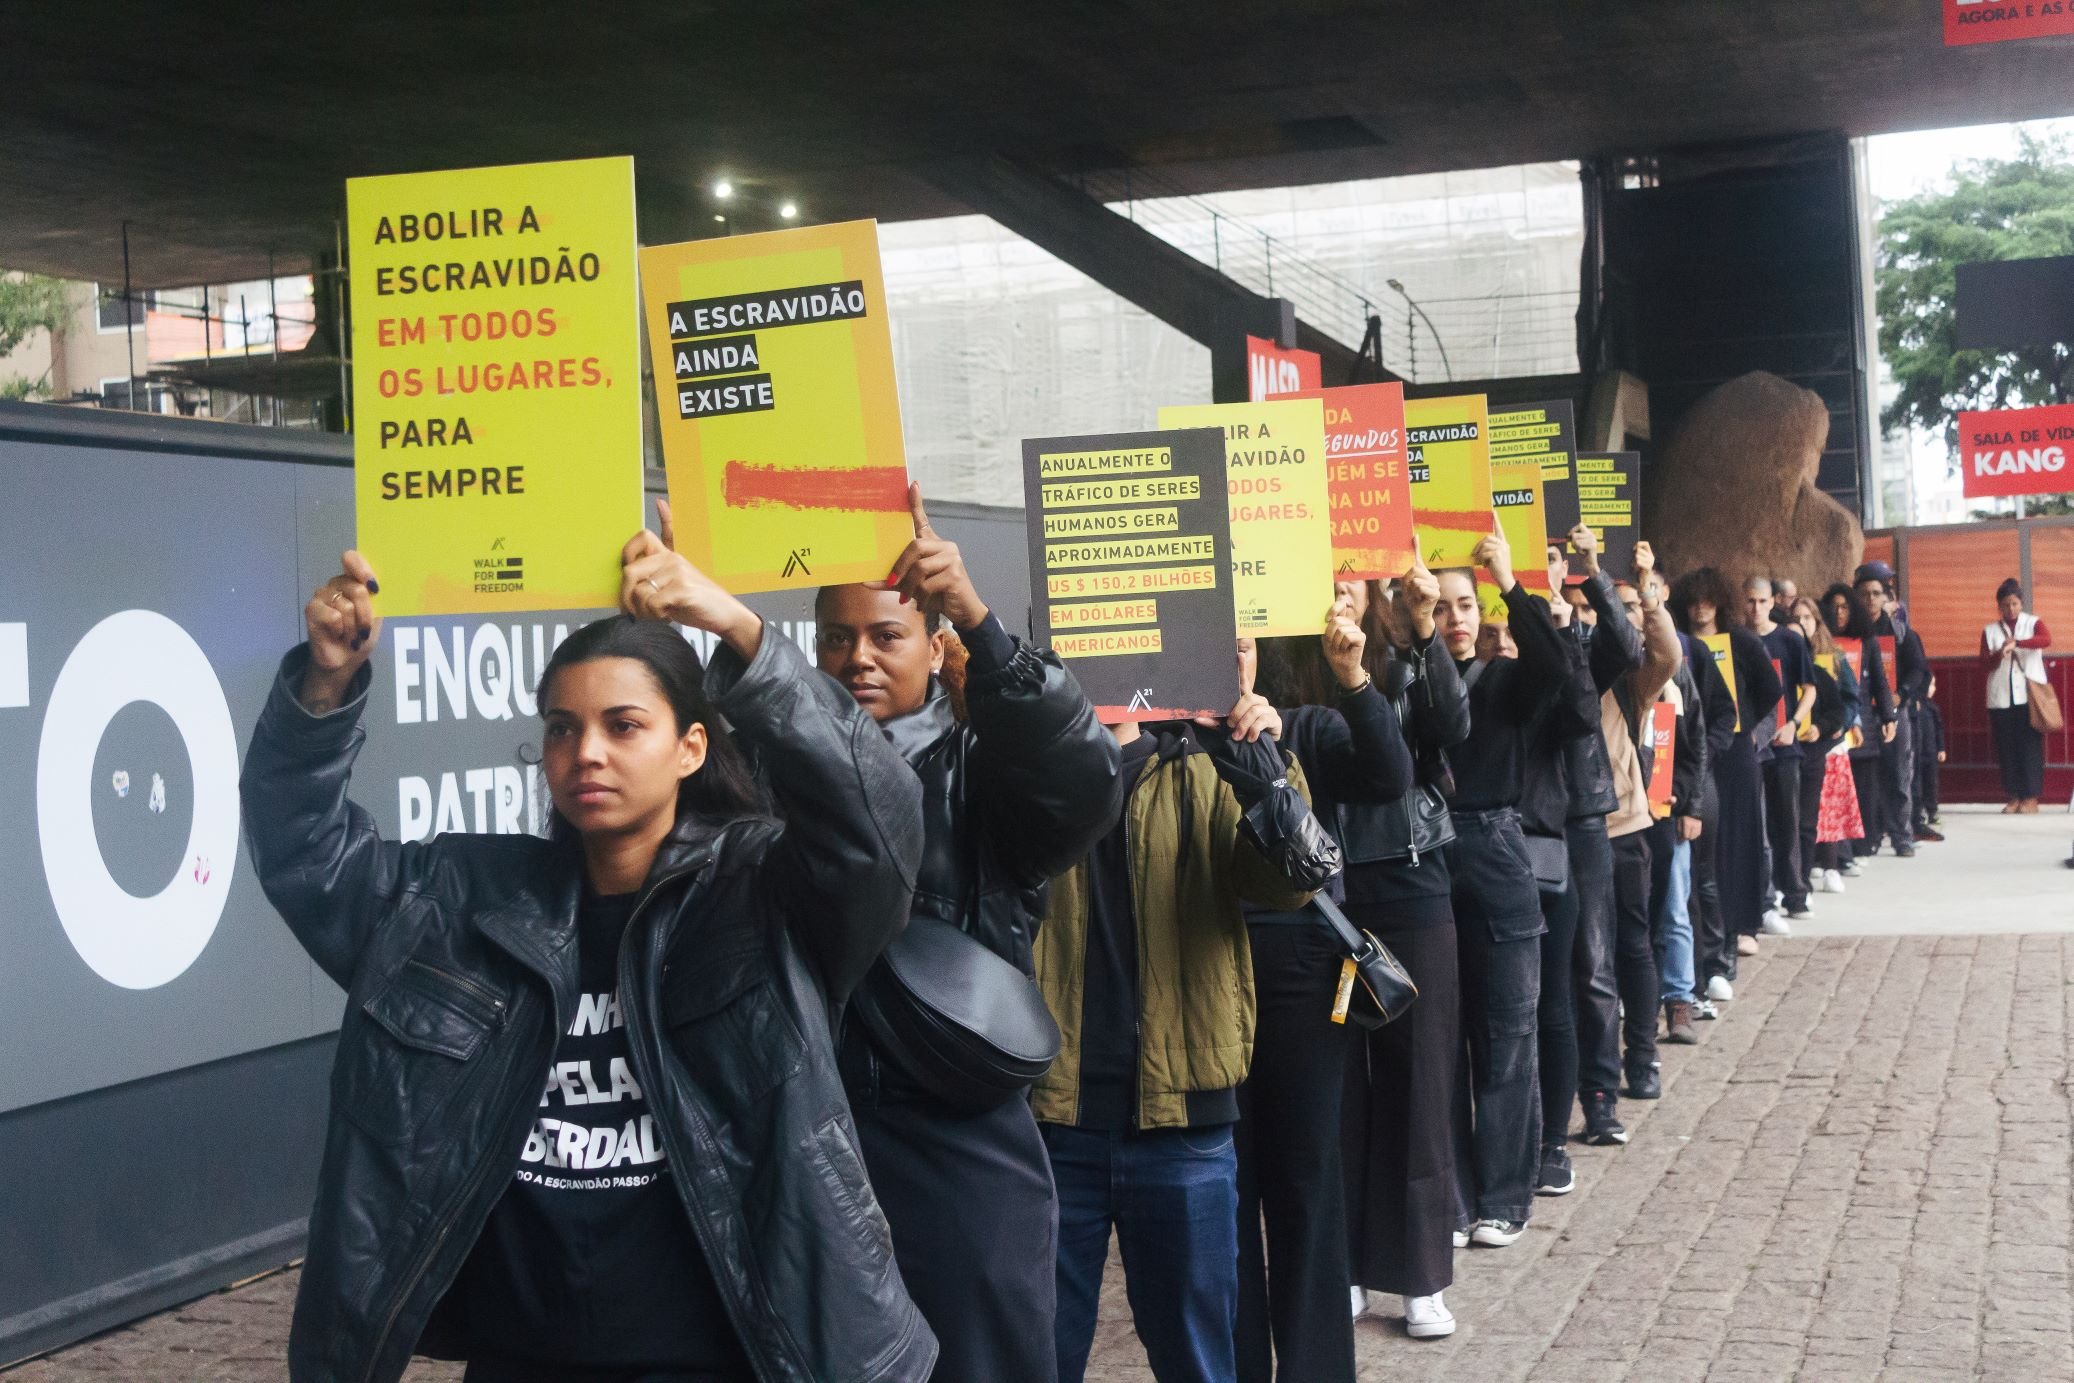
{"left": 241, "top": 630, "right": 935, "bottom": 1383}
{"left": 845, "top": 627, "right": 1122, "bottom": 1099}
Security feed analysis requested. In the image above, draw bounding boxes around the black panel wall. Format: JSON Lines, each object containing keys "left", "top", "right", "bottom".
{"left": 1590, "top": 135, "right": 1871, "bottom": 520}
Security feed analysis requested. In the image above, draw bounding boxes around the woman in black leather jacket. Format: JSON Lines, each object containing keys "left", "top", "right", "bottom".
{"left": 813, "top": 485, "right": 1123, "bottom": 1383}
{"left": 240, "top": 534, "right": 933, "bottom": 1383}
{"left": 1330, "top": 562, "right": 1473, "bottom": 1341}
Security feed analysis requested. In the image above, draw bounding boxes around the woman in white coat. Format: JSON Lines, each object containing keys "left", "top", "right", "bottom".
{"left": 1980, "top": 577, "right": 2053, "bottom": 813}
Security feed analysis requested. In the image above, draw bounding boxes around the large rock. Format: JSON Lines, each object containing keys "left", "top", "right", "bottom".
{"left": 1648, "top": 371, "right": 1862, "bottom": 594}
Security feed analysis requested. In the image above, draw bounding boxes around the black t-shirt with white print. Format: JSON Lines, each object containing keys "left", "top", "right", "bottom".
{"left": 451, "top": 890, "right": 752, "bottom": 1381}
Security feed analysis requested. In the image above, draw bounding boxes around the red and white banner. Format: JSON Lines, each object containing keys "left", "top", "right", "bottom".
{"left": 1957, "top": 403, "right": 2074, "bottom": 499}
{"left": 1245, "top": 336, "right": 1321, "bottom": 401}
{"left": 1944, "top": 0, "right": 2074, "bottom": 45}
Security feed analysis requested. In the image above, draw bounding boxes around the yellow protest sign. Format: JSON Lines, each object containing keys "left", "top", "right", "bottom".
{"left": 1158, "top": 398, "right": 1333, "bottom": 637}
{"left": 1483, "top": 451, "right": 1551, "bottom": 619}
{"left": 348, "top": 156, "right": 643, "bottom": 615}
{"left": 640, "top": 221, "right": 911, "bottom": 594}
{"left": 1701, "top": 632, "right": 1741, "bottom": 731}
{"left": 1402, "top": 394, "right": 1495, "bottom": 570}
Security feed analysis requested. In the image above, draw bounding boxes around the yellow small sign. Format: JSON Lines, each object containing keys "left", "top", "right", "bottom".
{"left": 1403, "top": 394, "right": 1496, "bottom": 571}
{"left": 640, "top": 221, "right": 911, "bottom": 595}
{"left": 348, "top": 156, "right": 644, "bottom": 615}
{"left": 1158, "top": 398, "right": 1334, "bottom": 638}
{"left": 1483, "top": 452, "right": 1552, "bottom": 619}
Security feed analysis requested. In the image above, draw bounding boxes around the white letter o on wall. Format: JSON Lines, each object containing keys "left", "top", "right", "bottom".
{"left": 36, "top": 610, "right": 240, "bottom": 989}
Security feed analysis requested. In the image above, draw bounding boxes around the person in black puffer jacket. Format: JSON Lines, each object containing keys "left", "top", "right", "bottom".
{"left": 814, "top": 485, "right": 1123, "bottom": 1383}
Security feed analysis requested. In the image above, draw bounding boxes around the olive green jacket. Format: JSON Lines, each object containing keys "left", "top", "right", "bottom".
{"left": 1032, "top": 734, "right": 1314, "bottom": 1130}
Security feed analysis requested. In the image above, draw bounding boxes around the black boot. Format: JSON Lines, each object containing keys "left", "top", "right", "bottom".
{"left": 1582, "top": 1091, "right": 1627, "bottom": 1145}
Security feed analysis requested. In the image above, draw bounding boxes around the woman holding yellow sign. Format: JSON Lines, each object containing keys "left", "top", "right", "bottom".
{"left": 240, "top": 531, "right": 937, "bottom": 1383}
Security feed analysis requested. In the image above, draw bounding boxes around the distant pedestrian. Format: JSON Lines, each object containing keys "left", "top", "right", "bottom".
{"left": 1981, "top": 577, "right": 2053, "bottom": 814}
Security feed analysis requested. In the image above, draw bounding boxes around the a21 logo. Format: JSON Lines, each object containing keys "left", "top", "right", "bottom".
{"left": 1127, "top": 688, "right": 1155, "bottom": 712}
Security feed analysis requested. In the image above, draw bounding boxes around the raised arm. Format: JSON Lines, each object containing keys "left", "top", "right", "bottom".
{"left": 881, "top": 482, "right": 1121, "bottom": 884}
{"left": 1391, "top": 556, "right": 1471, "bottom": 753}
{"left": 1629, "top": 595, "right": 1683, "bottom": 709}
{"left": 1283, "top": 592, "right": 1413, "bottom": 804}
{"left": 1569, "top": 525, "right": 1642, "bottom": 693}
{"left": 706, "top": 628, "right": 923, "bottom": 1002}
{"left": 241, "top": 552, "right": 424, "bottom": 988}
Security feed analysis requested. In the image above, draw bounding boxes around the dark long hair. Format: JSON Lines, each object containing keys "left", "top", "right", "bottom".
{"left": 1256, "top": 634, "right": 1338, "bottom": 709}
{"left": 1820, "top": 582, "right": 1873, "bottom": 640}
{"left": 535, "top": 616, "right": 765, "bottom": 837}
{"left": 1667, "top": 566, "right": 1741, "bottom": 636}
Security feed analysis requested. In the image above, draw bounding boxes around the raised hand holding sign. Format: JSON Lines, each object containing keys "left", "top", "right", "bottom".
{"left": 880, "top": 483, "right": 988, "bottom": 630}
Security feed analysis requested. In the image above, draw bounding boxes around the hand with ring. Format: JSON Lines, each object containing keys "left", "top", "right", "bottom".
{"left": 621, "top": 527, "right": 764, "bottom": 661}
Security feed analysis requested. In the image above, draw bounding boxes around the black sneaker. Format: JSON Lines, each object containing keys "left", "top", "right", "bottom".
{"left": 1893, "top": 842, "right": 1917, "bottom": 858}
{"left": 1536, "top": 1144, "right": 1575, "bottom": 1196}
{"left": 1625, "top": 1062, "right": 1662, "bottom": 1100}
{"left": 1582, "top": 1091, "right": 1628, "bottom": 1145}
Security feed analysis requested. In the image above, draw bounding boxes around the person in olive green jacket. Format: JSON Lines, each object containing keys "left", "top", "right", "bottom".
{"left": 1033, "top": 638, "right": 1316, "bottom": 1383}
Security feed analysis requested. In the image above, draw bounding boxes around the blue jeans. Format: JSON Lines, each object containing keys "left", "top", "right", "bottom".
{"left": 1045, "top": 1122, "right": 1240, "bottom": 1383}
{"left": 1651, "top": 823, "right": 1696, "bottom": 1004}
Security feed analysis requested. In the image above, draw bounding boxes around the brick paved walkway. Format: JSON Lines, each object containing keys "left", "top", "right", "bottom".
{"left": 12, "top": 811, "right": 2074, "bottom": 1380}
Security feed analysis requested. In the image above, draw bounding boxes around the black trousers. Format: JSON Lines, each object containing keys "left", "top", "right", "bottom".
{"left": 1236, "top": 922, "right": 1356, "bottom": 1383}
{"left": 1342, "top": 915, "right": 1459, "bottom": 1300}
{"left": 1713, "top": 736, "right": 1767, "bottom": 943}
{"left": 1915, "top": 756, "right": 1941, "bottom": 827}
{"left": 1878, "top": 712, "right": 1915, "bottom": 850}
{"left": 1536, "top": 867, "right": 1580, "bottom": 1148}
{"left": 1567, "top": 816, "right": 1620, "bottom": 1113}
{"left": 1992, "top": 705, "right": 2045, "bottom": 799}
{"left": 1608, "top": 829, "right": 1659, "bottom": 1074}
{"left": 1445, "top": 810, "right": 1544, "bottom": 1228}
{"left": 1691, "top": 778, "right": 1727, "bottom": 983}
{"left": 850, "top": 1086, "right": 1058, "bottom": 1383}
{"left": 1764, "top": 755, "right": 1806, "bottom": 911}
{"left": 1851, "top": 750, "right": 1882, "bottom": 857}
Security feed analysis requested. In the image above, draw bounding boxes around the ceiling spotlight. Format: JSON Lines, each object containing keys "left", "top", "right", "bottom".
{"left": 779, "top": 202, "right": 798, "bottom": 219}
{"left": 713, "top": 179, "right": 734, "bottom": 199}
{"left": 713, "top": 214, "right": 726, "bottom": 223}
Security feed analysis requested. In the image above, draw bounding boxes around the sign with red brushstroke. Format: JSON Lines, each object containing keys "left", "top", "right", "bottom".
{"left": 1246, "top": 336, "right": 1322, "bottom": 401}
{"left": 1401, "top": 393, "right": 1495, "bottom": 570}
{"left": 1022, "top": 428, "right": 1239, "bottom": 721}
{"left": 1482, "top": 445, "right": 1551, "bottom": 620}
{"left": 640, "top": 220, "right": 911, "bottom": 594}
{"left": 1944, "top": 0, "right": 2074, "bottom": 45}
{"left": 1289, "top": 383, "right": 1417, "bottom": 580}
{"left": 1647, "top": 700, "right": 1677, "bottom": 817}
{"left": 1957, "top": 403, "right": 2074, "bottom": 499}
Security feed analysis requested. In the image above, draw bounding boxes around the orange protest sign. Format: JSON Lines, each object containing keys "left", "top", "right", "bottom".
{"left": 1289, "top": 383, "right": 1416, "bottom": 581}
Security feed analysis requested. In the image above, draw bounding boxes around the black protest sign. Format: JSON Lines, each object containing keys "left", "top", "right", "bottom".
{"left": 1489, "top": 400, "right": 1583, "bottom": 577}
{"left": 1576, "top": 451, "right": 1641, "bottom": 581}
{"left": 1023, "top": 429, "right": 1239, "bottom": 722}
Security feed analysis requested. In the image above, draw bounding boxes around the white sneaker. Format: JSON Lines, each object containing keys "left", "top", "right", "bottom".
{"left": 1760, "top": 910, "right": 1792, "bottom": 937}
{"left": 1351, "top": 1285, "right": 1374, "bottom": 1320}
{"left": 1706, "top": 975, "right": 1734, "bottom": 1002}
{"left": 1841, "top": 859, "right": 1864, "bottom": 878}
{"left": 1470, "top": 1218, "right": 1526, "bottom": 1247}
{"left": 1824, "top": 869, "right": 1845, "bottom": 894}
{"left": 1405, "top": 1292, "right": 1456, "bottom": 1339}
{"left": 1451, "top": 1227, "right": 1470, "bottom": 1249}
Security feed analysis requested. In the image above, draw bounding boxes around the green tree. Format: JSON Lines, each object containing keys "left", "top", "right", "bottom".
{"left": 0, "top": 272, "right": 72, "bottom": 400}
{"left": 1877, "top": 133, "right": 2074, "bottom": 450}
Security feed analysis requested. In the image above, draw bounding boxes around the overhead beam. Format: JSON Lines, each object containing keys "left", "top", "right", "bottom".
{"left": 922, "top": 153, "right": 1379, "bottom": 401}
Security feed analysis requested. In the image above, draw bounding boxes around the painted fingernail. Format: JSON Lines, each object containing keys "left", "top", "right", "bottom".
{"left": 897, "top": 593, "right": 910, "bottom": 605}
{"left": 366, "top": 578, "right": 380, "bottom": 594}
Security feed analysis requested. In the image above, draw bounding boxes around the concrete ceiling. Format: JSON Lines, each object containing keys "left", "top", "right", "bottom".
{"left": 4, "top": 2, "right": 2071, "bottom": 288}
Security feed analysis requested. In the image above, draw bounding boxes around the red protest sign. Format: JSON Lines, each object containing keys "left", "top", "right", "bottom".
{"left": 1246, "top": 336, "right": 1322, "bottom": 401}
{"left": 1290, "top": 383, "right": 1417, "bottom": 580}
{"left": 1958, "top": 403, "right": 2074, "bottom": 498}
{"left": 1944, "top": 0, "right": 2074, "bottom": 45}
{"left": 1647, "top": 701, "right": 1677, "bottom": 817}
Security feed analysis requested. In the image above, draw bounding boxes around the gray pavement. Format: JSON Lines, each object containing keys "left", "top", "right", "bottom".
{"left": 8, "top": 807, "right": 2072, "bottom": 1381}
